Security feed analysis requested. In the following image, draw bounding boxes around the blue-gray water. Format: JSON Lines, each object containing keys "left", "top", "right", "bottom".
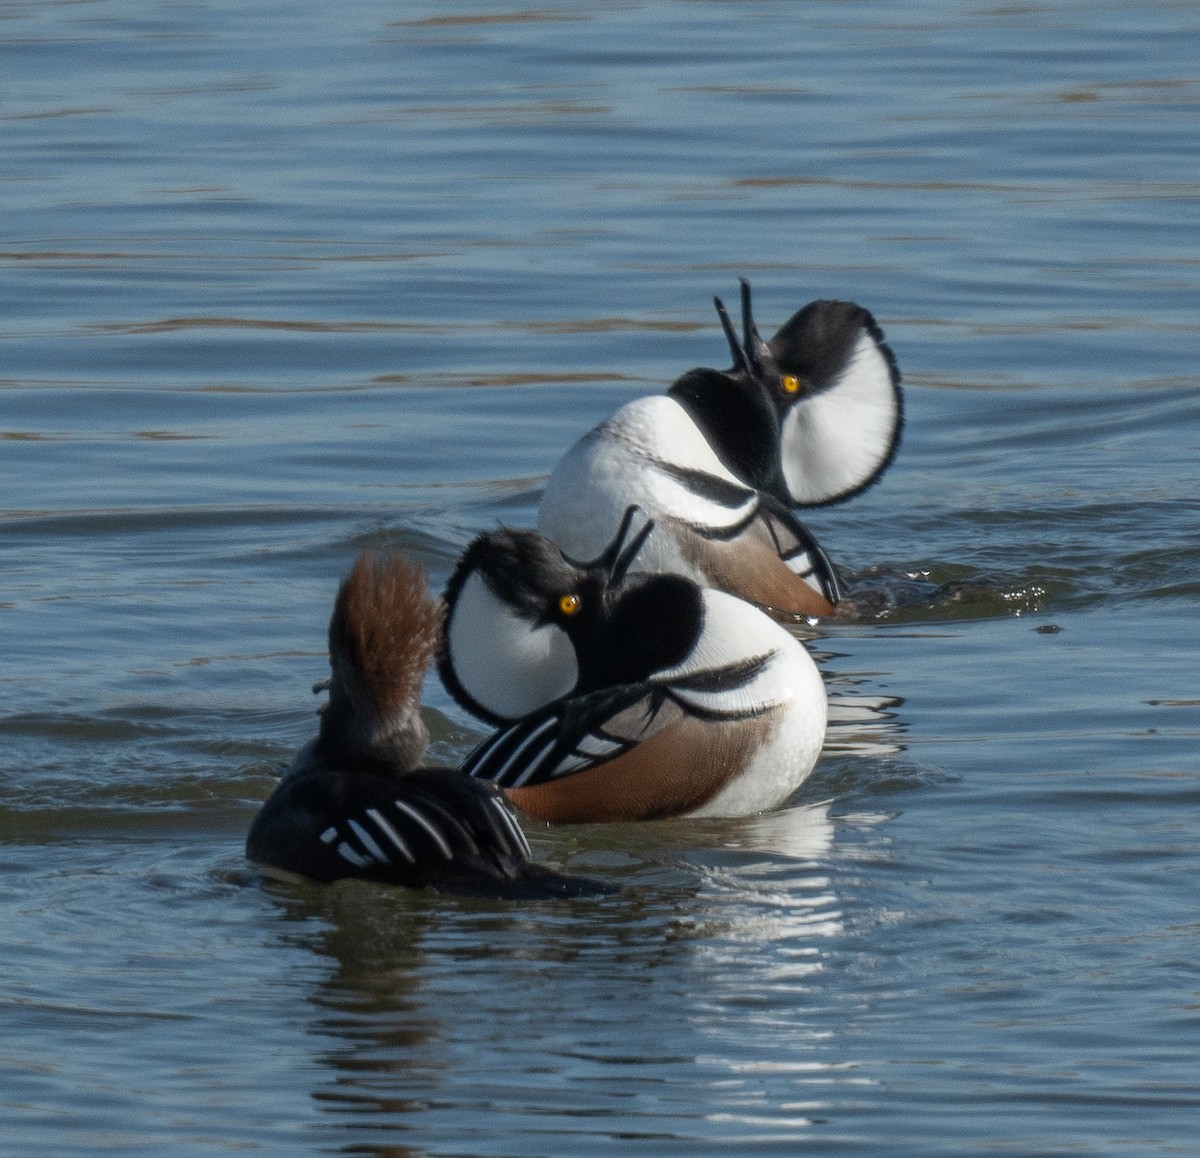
{"left": 3, "top": 1, "right": 1200, "bottom": 1154}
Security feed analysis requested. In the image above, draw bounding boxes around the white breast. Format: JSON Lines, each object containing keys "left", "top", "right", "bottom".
{"left": 654, "top": 589, "right": 828, "bottom": 817}
{"left": 656, "top": 589, "right": 824, "bottom": 711}
{"left": 539, "top": 395, "right": 756, "bottom": 570}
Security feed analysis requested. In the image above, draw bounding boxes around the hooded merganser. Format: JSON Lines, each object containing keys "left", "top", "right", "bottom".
{"left": 537, "top": 280, "right": 902, "bottom": 618}
{"left": 245, "top": 552, "right": 606, "bottom": 897}
{"left": 439, "top": 508, "right": 827, "bottom": 824}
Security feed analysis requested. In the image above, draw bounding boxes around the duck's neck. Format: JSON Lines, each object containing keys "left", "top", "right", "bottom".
{"left": 668, "top": 368, "right": 783, "bottom": 495}
{"left": 316, "top": 685, "right": 429, "bottom": 777}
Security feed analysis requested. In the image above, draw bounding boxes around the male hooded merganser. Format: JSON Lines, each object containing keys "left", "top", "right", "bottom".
{"left": 537, "top": 281, "right": 902, "bottom": 618}
{"left": 439, "top": 508, "right": 827, "bottom": 824}
{"left": 245, "top": 552, "right": 605, "bottom": 897}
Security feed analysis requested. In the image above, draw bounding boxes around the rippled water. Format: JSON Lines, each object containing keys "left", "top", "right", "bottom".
{"left": 4, "top": 0, "right": 1200, "bottom": 1154}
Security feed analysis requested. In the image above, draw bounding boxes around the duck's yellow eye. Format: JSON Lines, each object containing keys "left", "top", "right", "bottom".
{"left": 781, "top": 374, "right": 801, "bottom": 394}
{"left": 558, "top": 593, "right": 581, "bottom": 616}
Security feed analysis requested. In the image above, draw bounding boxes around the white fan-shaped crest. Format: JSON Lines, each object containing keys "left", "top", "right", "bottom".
{"left": 780, "top": 331, "right": 901, "bottom": 506}
{"left": 446, "top": 571, "right": 578, "bottom": 720}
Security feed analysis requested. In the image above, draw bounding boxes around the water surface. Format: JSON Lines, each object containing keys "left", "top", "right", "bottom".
{"left": 3, "top": 1, "right": 1200, "bottom": 1154}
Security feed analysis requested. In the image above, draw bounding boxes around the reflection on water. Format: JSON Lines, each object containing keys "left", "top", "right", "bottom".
{"left": 824, "top": 692, "right": 906, "bottom": 759}
{"left": 252, "top": 797, "right": 861, "bottom": 1149}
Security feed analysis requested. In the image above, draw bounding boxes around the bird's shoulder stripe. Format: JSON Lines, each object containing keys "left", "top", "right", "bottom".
{"left": 651, "top": 459, "right": 757, "bottom": 511}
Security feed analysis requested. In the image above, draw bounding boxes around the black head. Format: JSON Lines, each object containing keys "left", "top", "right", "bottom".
{"left": 669, "top": 280, "right": 903, "bottom": 506}
{"left": 440, "top": 510, "right": 702, "bottom": 723}
{"left": 710, "top": 279, "right": 897, "bottom": 410}
{"left": 767, "top": 297, "right": 899, "bottom": 399}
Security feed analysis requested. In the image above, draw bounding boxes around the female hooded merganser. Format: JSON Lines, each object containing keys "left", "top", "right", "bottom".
{"left": 245, "top": 552, "right": 604, "bottom": 897}
{"left": 440, "top": 508, "right": 827, "bottom": 824}
{"left": 537, "top": 280, "right": 902, "bottom": 618}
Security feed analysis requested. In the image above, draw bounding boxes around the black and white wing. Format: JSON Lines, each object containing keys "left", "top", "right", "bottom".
{"left": 747, "top": 494, "right": 844, "bottom": 603}
{"left": 462, "top": 684, "right": 663, "bottom": 790}
{"left": 462, "top": 647, "right": 785, "bottom": 792}
{"left": 312, "top": 770, "right": 532, "bottom": 878}
{"left": 246, "top": 767, "right": 610, "bottom": 897}
{"left": 659, "top": 486, "right": 842, "bottom": 614}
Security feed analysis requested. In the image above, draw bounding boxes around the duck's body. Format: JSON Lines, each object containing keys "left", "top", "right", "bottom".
{"left": 440, "top": 511, "right": 827, "bottom": 824}
{"left": 537, "top": 283, "right": 902, "bottom": 619}
{"left": 246, "top": 553, "right": 604, "bottom": 897}
{"left": 245, "top": 757, "right": 540, "bottom": 892}
{"left": 538, "top": 392, "right": 841, "bottom": 617}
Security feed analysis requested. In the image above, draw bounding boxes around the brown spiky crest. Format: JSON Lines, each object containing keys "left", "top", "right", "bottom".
{"left": 328, "top": 552, "right": 444, "bottom": 720}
